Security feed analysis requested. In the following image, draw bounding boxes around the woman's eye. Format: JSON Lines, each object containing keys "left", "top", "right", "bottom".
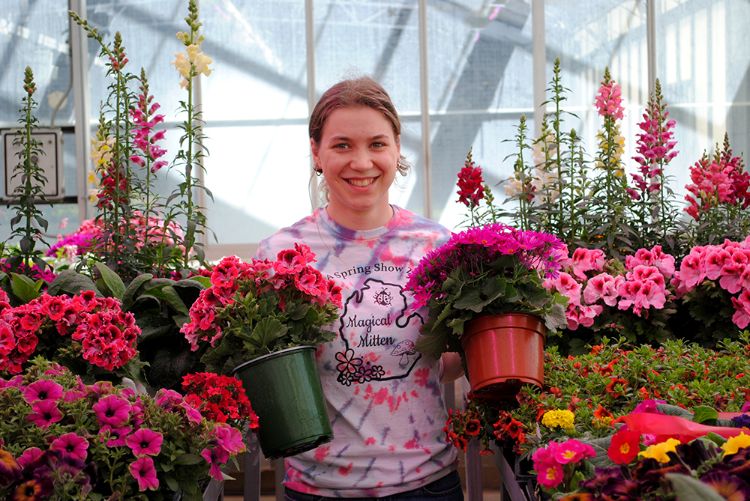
{"left": 372, "top": 142, "right": 385, "bottom": 148}
{"left": 334, "top": 143, "right": 349, "bottom": 149}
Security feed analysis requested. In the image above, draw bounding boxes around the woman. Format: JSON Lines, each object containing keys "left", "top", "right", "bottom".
{"left": 257, "top": 76, "right": 464, "bottom": 499}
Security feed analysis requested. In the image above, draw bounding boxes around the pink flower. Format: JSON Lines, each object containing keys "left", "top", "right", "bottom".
{"left": 50, "top": 432, "right": 89, "bottom": 462}
{"left": 180, "top": 400, "right": 203, "bottom": 424}
{"left": 129, "top": 456, "right": 159, "bottom": 491}
{"left": 570, "top": 248, "right": 606, "bottom": 280}
{"left": 213, "top": 423, "right": 246, "bottom": 454}
{"left": 201, "top": 446, "right": 230, "bottom": 481}
{"left": 17, "top": 447, "right": 43, "bottom": 468}
{"left": 583, "top": 273, "right": 621, "bottom": 306}
{"left": 731, "top": 290, "right": 750, "bottom": 329}
{"left": 22, "top": 379, "right": 64, "bottom": 404}
{"left": 93, "top": 394, "right": 132, "bottom": 427}
{"left": 155, "top": 389, "right": 183, "bottom": 409}
{"left": 99, "top": 424, "right": 132, "bottom": 447}
{"left": 126, "top": 428, "right": 163, "bottom": 456}
{"left": 594, "top": 74, "right": 624, "bottom": 120}
{"left": 27, "top": 400, "right": 63, "bottom": 428}
{"left": 552, "top": 439, "right": 596, "bottom": 464}
{"left": 546, "top": 272, "right": 582, "bottom": 306}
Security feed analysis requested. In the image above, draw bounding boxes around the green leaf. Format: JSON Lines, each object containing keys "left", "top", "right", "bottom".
{"left": 48, "top": 269, "right": 100, "bottom": 296}
{"left": 188, "top": 275, "right": 211, "bottom": 288}
{"left": 665, "top": 473, "right": 724, "bottom": 501}
{"left": 692, "top": 405, "right": 718, "bottom": 424}
{"left": 122, "top": 273, "right": 154, "bottom": 310}
{"left": 10, "top": 273, "right": 40, "bottom": 302}
{"left": 249, "top": 317, "right": 287, "bottom": 350}
{"left": 94, "top": 262, "right": 126, "bottom": 299}
{"left": 173, "top": 453, "right": 203, "bottom": 465}
{"left": 164, "top": 474, "right": 179, "bottom": 491}
{"left": 145, "top": 285, "right": 190, "bottom": 316}
{"left": 453, "top": 289, "right": 482, "bottom": 311}
{"left": 415, "top": 332, "right": 448, "bottom": 358}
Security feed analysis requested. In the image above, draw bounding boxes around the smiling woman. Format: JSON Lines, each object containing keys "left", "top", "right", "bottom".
{"left": 255, "top": 76, "right": 465, "bottom": 500}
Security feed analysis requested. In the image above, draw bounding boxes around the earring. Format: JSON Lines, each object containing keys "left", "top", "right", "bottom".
{"left": 314, "top": 166, "right": 323, "bottom": 176}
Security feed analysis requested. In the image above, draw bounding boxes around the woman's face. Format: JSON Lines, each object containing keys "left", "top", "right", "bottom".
{"left": 311, "top": 105, "right": 400, "bottom": 229}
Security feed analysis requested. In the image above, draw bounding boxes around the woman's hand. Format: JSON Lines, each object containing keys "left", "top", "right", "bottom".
{"left": 439, "top": 352, "right": 465, "bottom": 382}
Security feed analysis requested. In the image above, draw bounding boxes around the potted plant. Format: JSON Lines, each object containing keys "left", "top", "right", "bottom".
{"left": 405, "top": 153, "right": 568, "bottom": 400}
{"left": 0, "top": 358, "right": 246, "bottom": 500}
{"left": 180, "top": 244, "right": 343, "bottom": 458}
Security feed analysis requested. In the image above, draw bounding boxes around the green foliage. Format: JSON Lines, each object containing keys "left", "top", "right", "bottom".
{"left": 4, "top": 66, "right": 50, "bottom": 276}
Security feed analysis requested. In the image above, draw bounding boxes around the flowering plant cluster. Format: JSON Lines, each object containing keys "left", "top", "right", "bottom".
{"left": 0, "top": 359, "right": 244, "bottom": 500}
{"left": 564, "top": 434, "right": 750, "bottom": 500}
{"left": 532, "top": 438, "right": 595, "bottom": 492}
{"left": 544, "top": 244, "right": 677, "bottom": 348}
{"left": 181, "top": 371, "right": 259, "bottom": 430}
{"left": 508, "top": 336, "right": 750, "bottom": 457}
{"left": 181, "top": 244, "right": 343, "bottom": 374}
{"left": 0, "top": 288, "right": 140, "bottom": 376}
{"left": 443, "top": 400, "right": 527, "bottom": 456}
{"left": 405, "top": 216, "right": 568, "bottom": 357}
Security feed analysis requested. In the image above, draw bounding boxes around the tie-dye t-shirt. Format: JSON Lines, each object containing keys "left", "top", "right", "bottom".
{"left": 256, "top": 205, "right": 457, "bottom": 497}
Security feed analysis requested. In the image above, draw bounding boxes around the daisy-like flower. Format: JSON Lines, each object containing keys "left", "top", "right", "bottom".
{"left": 126, "top": 428, "right": 163, "bottom": 457}
{"left": 22, "top": 379, "right": 64, "bottom": 404}
{"left": 26, "top": 400, "right": 63, "bottom": 429}
{"left": 50, "top": 432, "right": 89, "bottom": 463}
{"left": 92, "top": 394, "right": 131, "bottom": 427}
{"left": 129, "top": 456, "right": 159, "bottom": 491}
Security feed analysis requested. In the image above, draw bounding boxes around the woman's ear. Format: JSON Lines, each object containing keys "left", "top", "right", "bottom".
{"left": 310, "top": 138, "right": 320, "bottom": 169}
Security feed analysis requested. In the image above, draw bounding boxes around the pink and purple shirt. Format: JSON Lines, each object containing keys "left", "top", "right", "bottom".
{"left": 257, "top": 205, "right": 457, "bottom": 497}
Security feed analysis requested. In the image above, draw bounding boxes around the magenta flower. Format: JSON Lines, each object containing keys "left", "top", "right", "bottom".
{"left": 129, "top": 456, "right": 159, "bottom": 491}
{"left": 50, "top": 432, "right": 89, "bottom": 463}
{"left": 213, "top": 423, "right": 246, "bottom": 454}
{"left": 180, "top": 400, "right": 203, "bottom": 425}
{"left": 155, "top": 388, "right": 183, "bottom": 410}
{"left": 22, "top": 379, "right": 64, "bottom": 404}
{"left": 201, "top": 446, "right": 229, "bottom": 481}
{"left": 99, "top": 424, "right": 132, "bottom": 447}
{"left": 552, "top": 439, "right": 596, "bottom": 464}
{"left": 126, "top": 428, "right": 163, "bottom": 456}
{"left": 92, "top": 394, "right": 131, "bottom": 427}
{"left": 27, "top": 400, "right": 63, "bottom": 428}
{"left": 16, "top": 447, "right": 43, "bottom": 468}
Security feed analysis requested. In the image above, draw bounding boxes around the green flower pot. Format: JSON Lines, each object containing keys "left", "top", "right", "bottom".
{"left": 233, "top": 346, "right": 332, "bottom": 459}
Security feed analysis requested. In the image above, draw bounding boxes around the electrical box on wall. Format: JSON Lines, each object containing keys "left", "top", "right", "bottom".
{"left": 2, "top": 128, "right": 63, "bottom": 201}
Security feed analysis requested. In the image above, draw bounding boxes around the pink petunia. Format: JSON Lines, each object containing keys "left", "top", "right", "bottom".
{"left": 129, "top": 456, "right": 159, "bottom": 491}
{"left": 50, "top": 432, "right": 89, "bottom": 463}
{"left": 16, "top": 447, "right": 43, "bottom": 468}
{"left": 213, "top": 423, "right": 246, "bottom": 455}
{"left": 27, "top": 400, "right": 63, "bottom": 428}
{"left": 92, "top": 394, "right": 132, "bottom": 427}
{"left": 201, "top": 446, "right": 230, "bottom": 481}
{"left": 99, "top": 424, "right": 132, "bottom": 447}
{"left": 22, "top": 379, "right": 64, "bottom": 404}
{"left": 126, "top": 428, "right": 163, "bottom": 456}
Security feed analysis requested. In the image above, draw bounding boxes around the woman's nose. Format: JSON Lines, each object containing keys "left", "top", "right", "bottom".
{"left": 349, "top": 148, "right": 372, "bottom": 169}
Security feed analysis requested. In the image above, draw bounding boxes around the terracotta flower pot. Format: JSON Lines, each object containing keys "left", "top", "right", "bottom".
{"left": 461, "top": 313, "right": 545, "bottom": 400}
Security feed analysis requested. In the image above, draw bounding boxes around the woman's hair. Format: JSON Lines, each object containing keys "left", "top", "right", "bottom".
{"left": 309, "top": 76, "right": 408, "bottom": 176}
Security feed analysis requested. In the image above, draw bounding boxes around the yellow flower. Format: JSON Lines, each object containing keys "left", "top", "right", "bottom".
{"left": 90, "top": 137, "right": 114, "bottom": 168}
{"left": 638, "top": 438, "right": 680, "bottom": 463}
{"left": 722, "top": 432, "right": 750, "bottom": 456}
{"left": 187, "top": 44, "right": 212, "bottom": 76}
{"left": 173, "top": 52, "right": 191, "bottom": 80}
{"left": 541, "top": 409, "right": 575, "bottom": 431}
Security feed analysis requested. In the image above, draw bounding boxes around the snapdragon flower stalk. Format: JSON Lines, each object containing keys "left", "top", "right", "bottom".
{"left": 544, "top": 59, "right": 570, "bottom": 238}
{"left": 506, "top": 115, "right": 534, "bottom": 231}
{"left": 592, "top": 67, "right": 631, "bottom": 257}
{"left": 630, "top": 79, "right": 679, "bottom": 249}
{"left": 7, "top": 66, "right": 50, "bottom": 273}
{"left": 172, "top": 0, "right": 213, "bottom": 269}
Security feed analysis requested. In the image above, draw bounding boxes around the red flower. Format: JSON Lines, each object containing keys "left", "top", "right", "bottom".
{"left": 607, "top": 429, "right": 640, "bottom": 464}
{"left": 181, "top": 372, "right": 258, "bottom": 429}
{"left": 456, "top": 159, "right": 485, "bottom": 207}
